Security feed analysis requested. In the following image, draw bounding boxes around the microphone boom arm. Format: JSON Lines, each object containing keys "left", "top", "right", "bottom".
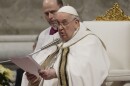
{"left": 28, "top": 38, "right": 61, "bottom": 56}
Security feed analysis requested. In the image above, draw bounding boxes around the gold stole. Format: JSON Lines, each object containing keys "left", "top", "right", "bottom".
{"left": 40, "top": 47, "right": 70, "bottom": 86}
{"left": 59, "top": 47, "right": 69, "bottom": 86}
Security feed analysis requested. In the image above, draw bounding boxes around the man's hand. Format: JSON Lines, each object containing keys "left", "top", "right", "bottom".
{"left": 38, "top": 68, "right": 57, "bottom": 80}
{"left": 25, "top": 72, "right": 40, "bottom": 85}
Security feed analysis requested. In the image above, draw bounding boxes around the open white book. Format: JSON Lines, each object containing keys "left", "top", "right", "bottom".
{"left": 11, "top": 56, "right": 40, "bottom": 76}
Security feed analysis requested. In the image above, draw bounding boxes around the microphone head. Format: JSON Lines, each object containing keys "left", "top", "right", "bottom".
{"left": 29, "top": 38, "right": 62, "bottom": 56}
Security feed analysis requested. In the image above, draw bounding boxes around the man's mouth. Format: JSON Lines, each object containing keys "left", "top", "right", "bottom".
{"left": 60, "top": 32, "right": 66, "bottom": 38}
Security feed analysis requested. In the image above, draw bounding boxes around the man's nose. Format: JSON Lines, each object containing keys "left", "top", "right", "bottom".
{"left": 58, "top": 24, "right": 64, "bottom": 30}
{"left": 48, "top": 12, "right": 54, "bottom": 19}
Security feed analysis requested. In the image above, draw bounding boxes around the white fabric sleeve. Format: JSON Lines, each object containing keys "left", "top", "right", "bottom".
{"left": 21, "top": 72, "right": 29, "bottom": 86}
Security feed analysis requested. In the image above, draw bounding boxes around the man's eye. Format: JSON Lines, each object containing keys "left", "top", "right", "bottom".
{"left": 45, "top": 12, "right": 49, "bottom": 16}
{"left": 50, "top": 11, "right": 56, "bottom": 14}
{"left": 62, "top": 22, "right": 68, "bottom": 25}
{"left": 61, "top": 19, "right": 67, "bottom": 25}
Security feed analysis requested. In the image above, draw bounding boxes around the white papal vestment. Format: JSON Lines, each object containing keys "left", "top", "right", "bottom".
{"left": 39, "top": 22, "right": 110, "bottom": 86}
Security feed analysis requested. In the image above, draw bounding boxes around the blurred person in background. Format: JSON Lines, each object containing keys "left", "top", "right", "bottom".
{"left": 21, "top": 0, "right": 63, "bottom": 86}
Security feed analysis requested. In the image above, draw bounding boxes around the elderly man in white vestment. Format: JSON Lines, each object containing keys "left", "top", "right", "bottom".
{"left": 38, "top": 6, "right": 110, "bottom": 86}
{"left": 21, "top": 0, "right": 63, "bottom": 86}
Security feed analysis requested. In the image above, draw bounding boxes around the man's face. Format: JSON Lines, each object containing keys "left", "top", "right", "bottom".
{"left": 55, "top": 13, "right": 79, "bottom": 42}
{"left": 43, "top": 0, "right": 60, "bottom": 27}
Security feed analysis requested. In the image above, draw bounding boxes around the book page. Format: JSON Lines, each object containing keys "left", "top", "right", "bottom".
{"left": 11, "top": 56, "right": 40, "bottom": 76}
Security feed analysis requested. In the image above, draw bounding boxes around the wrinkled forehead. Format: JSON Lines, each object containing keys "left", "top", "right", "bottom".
{"left": 55, "top": 12, "right": 72, "bottom": 20}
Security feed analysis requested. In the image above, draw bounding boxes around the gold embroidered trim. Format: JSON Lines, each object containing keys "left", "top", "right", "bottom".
{"left": 41, "top": 47, "right": 59, "bottom": 69}
{"left": 59, "top": 47, "right": 69, "bottom": 86}
{"left": 96, "top": 3, "right": 130, "bottom": 21}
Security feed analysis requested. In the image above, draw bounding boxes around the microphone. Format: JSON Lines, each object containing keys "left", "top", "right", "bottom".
{"left": 28, "top": 38, "right": 61, "bottom": 56}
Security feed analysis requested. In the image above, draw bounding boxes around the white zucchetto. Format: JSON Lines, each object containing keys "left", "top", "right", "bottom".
{"left": 57, "top": 6, "right": 79, "bottom": 16}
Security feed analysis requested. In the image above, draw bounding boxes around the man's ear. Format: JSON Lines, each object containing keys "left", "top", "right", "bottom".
{"left": 75, "top": 19, "right": 80, "bottom": 28}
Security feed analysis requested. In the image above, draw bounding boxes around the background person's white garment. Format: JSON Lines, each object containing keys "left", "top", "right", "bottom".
{"left": 39, "top": 23, "right": 110, "bottom": 86}
{"left": 21, "top": 27, "right": 60, "bottom": 86}
{"left": 32, "top": 27, "right": 51, "bottom": 58}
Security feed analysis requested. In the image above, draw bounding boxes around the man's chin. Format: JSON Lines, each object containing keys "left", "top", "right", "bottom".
{"left": 49, "top": 22, "right": 52, "bottom": 26}
{"left": 50, "top": 23, "right": 55, "bottom": 27}
{"left": 60, "top": 37, "right": 68, "bottom": 42}
{"left": 49, "top": 21, "right": 55, "bottom": 25}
